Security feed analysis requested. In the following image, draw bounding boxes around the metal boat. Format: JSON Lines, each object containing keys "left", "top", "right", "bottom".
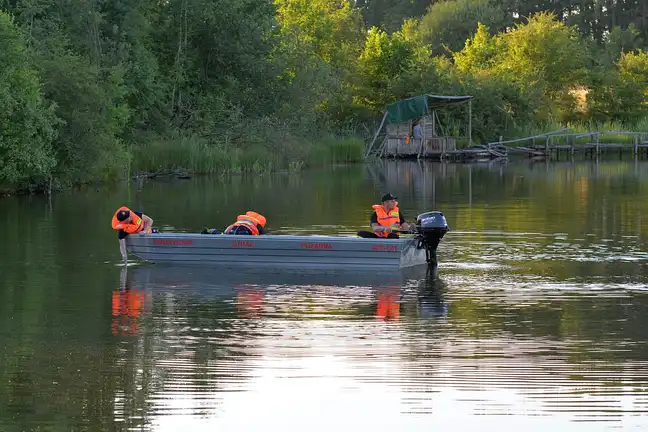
{"left": 126, "top": 211, "right": 450, "bottom": 271}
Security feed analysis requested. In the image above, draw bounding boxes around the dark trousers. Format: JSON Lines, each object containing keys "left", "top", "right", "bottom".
{"left": 357, "top": 231, "right": 399, "bottom": 239}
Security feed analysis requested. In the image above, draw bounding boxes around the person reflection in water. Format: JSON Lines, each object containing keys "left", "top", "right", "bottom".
{"left": 112, "top": 267, "right": 147, "bottom": 336}
{"left": 375, "top": 286, "right": 401, "bottom": 321}
{"left": 235, "top": 285, "right": 265, "bottom": 318}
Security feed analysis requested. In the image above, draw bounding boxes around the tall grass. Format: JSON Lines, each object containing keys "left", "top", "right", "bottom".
{"left": 307, "top": 137, "right": 365, "bottom": 166}
{"left": 130, "top": 130, "right": 365, "bottom": 177}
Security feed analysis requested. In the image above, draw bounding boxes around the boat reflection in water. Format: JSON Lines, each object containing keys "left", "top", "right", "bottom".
{"left": 111, "top": 264, "right": 452, "bottom": 429}
{"left": 119, "top": 262, "right": 447, "bottom": 322}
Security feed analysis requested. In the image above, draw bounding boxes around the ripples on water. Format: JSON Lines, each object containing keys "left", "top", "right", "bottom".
{"left": 107, "top": 229, "right": 648, "bottom": 431}
{"left": 3, "top": 161, "right": 648, "bottom": 431}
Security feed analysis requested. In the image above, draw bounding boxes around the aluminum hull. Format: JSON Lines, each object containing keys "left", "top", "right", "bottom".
{"left": 126, "top": 232, "right": 429, "bottom": 270}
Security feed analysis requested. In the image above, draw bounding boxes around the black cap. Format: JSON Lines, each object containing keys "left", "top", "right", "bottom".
{"left": 116, "top": 210, "right": 131, "bottom": 221}
{"left": 381, "top": 193, "right": 397, "bottom": 202}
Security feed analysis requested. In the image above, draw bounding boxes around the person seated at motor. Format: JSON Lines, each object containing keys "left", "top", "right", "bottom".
{"left": 357, "top": 193, "right": 411, "bottom": 239}
{"left": 111, "top": 206, "right": 154, "bottom": 262}
{"left": 224, "top": 211, "right": 267, "bottom": 235}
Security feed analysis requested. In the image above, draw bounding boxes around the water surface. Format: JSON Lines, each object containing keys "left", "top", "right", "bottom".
{"left": 1, "top": 159, "right": 648, "bottom": 431}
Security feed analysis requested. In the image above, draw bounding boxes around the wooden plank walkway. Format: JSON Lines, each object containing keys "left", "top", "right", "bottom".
{"left": 487, "top": 130, "right": 648, "bottom": 158}
{"left": 372, "top": 129, "right": 648, "bottom": 161}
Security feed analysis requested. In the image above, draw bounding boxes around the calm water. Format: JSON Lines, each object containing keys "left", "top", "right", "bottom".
{"left": 1, "top": 159, "right": 648, "bottom": 431}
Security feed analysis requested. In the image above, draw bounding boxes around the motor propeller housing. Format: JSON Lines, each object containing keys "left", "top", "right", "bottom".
{"left": 413, "top": 211, "right": 450, "bottom": 264}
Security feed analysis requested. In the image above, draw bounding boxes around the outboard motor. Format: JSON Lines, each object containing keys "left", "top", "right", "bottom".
{"left": 413, "top": 211, "right": 450, "bottom": 265}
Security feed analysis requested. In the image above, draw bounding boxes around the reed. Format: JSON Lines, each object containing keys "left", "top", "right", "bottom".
{"left": 307, "top": 137, "right": 365, "bottom": 166}
{"left": 130, "top": 132, "right": 364, "bottom": 176}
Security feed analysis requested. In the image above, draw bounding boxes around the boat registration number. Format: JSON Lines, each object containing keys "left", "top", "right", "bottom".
{"left": 372, "top": 244, "right": 398, "bottom": 252}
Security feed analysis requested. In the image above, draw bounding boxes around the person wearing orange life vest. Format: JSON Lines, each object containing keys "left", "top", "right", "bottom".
{"left": 111, "top": 206, "right": 154, "bottom": 262}
{"left": 224, "top": 211, "right": 267, "bottom": 235}
{"left": 357, "top": 193, "right": 411, "bottom": 239}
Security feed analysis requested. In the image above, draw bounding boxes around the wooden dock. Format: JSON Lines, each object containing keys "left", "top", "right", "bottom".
{"left": 380, "top": 138, "right": 509, "bottom": 161}
{"left": 489, "top": 129, "right": 648, "bottom": 159}
{"left": 369, "top": 128, "right": 648, "bottom": 161}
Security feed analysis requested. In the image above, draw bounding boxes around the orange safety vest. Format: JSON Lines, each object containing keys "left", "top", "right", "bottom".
{"left": 226, "top": 212, "right": 266, "bottom": 236}
{"left": 111, "top": 206, "right": 144, "bottom": 234}
{"left": 372, "top": 204, "right": 401, "bottom": 238}
{"left": 245, "top": 211, "right": 266, "bottom": 228}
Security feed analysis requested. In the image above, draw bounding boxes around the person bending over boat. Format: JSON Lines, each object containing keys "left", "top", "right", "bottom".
{"left": 111, "top": 206, "right": 154, "bottom": 262}
{"left": 357, "top": 193, "right": 411, "bottom": 239}
{"left": 224, "top": 211, "right": 267, "bottom": 235}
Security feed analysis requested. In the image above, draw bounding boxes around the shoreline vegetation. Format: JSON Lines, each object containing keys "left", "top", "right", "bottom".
{"left": 2, "top": 1, "right": 648, "bottom": 195}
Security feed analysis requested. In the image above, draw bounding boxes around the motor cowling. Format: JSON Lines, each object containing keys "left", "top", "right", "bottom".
{"left": 414, "top": 211, "right": 450, "bottom": 264}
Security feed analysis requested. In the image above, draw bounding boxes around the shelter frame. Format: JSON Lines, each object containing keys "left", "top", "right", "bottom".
{"left": 364, "top": 94, "right": 473, "bottom": 158}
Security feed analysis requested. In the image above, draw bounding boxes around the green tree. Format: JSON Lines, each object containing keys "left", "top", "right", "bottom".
{"left": 273, "top": 0, "right": 365, "bottom": 123}
{"left": 274, "top": 0, "right": 364, "bottom": 67}
{"left": 598, "top": 24, "right": 645, "bottom": 67}
{"left": 0, "top": 11, "right": 57, "bottom": 186}
{"left": 356, "top": 0, "right": 433, "bottom": 33}
{"left": 26, "top": 22, "right": 131, "bottom": 183}
{"left": 588, "top": 50, "right": 648, "bottom": 122}
{"left": 354, "top": 23, "right": 429, "bottom": 112}
{"left": 416, "top": 0, "right": 506, "bottom": 55}
{"left": 493, "top": 12, "right": 588, "bottom": 121}
{"left": 453, "top": 23, "right": 502, "bottom": 74}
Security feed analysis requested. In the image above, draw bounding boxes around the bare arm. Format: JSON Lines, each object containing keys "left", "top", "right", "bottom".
{"left": 119, "top": 238, "right": 128, "bottom": 264}
{"left": 141, "top": 214, "right": 153, "bottom": 233}
{"left": 370, "top": 212, "right": 388, "bottom": 233}
{"left": 372, "top": 223, "right": 388, "bottom": 233}
{"left": 372, "top": 222, "right": 410, "bottom": 233}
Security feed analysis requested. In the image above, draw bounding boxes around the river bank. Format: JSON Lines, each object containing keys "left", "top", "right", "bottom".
{"left": 0, "top": 135, "right": 366, "bottom": 197}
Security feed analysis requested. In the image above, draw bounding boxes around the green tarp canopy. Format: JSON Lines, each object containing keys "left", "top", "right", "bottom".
{"left": 384, "top": 94, "right": 473, "bottom": 124}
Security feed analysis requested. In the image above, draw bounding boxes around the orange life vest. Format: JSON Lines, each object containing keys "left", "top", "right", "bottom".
{"left": 245, "top": 211, "right": 266, "bottom": 227}
{"left": 372, "top": 203, "right": 401, "bottom": 238}
{"left": 111, "top": 206, "right": 144, "bottom": 234}
{"left": 226, "top": 212, "right": 266, "bottom": 236}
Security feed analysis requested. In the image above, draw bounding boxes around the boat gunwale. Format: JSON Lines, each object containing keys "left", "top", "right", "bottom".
{"left": 128, "top": 232, "right": 415, "bottom": 243}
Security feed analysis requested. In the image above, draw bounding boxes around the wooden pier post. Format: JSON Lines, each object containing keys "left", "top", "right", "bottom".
{"left": 634, "top": 134, "right": 638, "bottom": 156}
{"left": 549, "top": 135, "right": 554, "bottom": 157}
{"left": 595, "top": 133, "right": 600, "bottom": 155}
{"left": 570, "top": 135, "right": 575, "bottom": 156}
{"left": 468, "top": 99, "right": 472, "bottom": 147}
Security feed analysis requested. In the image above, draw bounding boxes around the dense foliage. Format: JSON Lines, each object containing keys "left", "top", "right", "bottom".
{"left": 1, "top": 0, "right": 647, "bottom": 190}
